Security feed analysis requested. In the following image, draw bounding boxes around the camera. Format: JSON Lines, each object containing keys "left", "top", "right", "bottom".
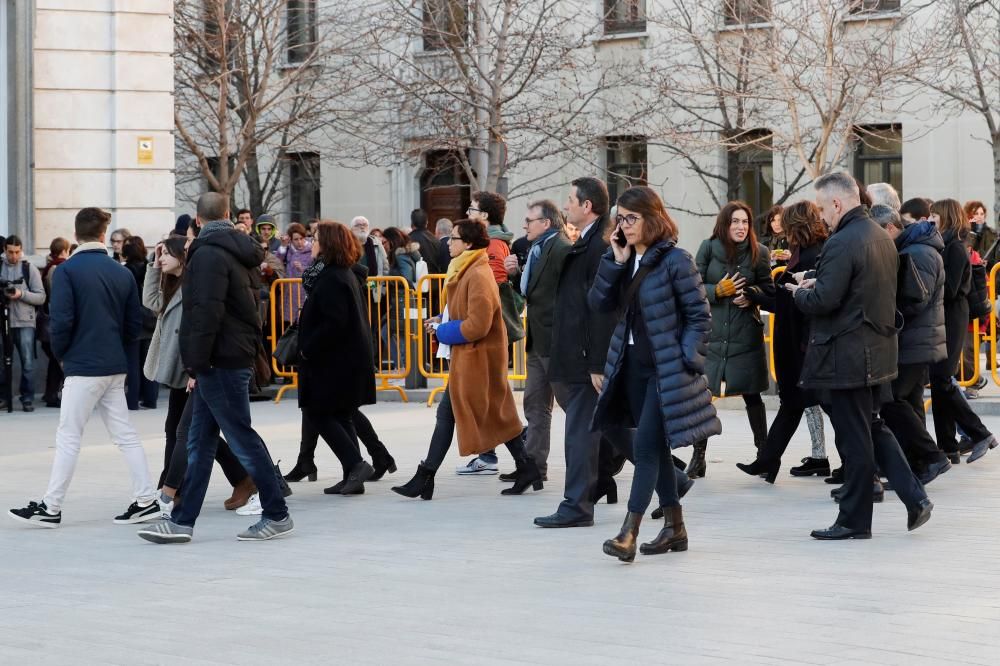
{"left": 0, "top": 277, "right": 24, "bottom": 299}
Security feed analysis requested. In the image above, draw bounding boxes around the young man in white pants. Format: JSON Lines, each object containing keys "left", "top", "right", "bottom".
{"left": 9, "top": 207, "right": 159, "bottom": 528}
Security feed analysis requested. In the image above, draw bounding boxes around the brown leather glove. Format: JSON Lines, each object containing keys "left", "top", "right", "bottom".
{"left": 715, "top": 278, "right": 737, "bottom": 298}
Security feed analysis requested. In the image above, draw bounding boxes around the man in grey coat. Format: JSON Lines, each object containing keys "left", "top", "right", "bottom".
{"left": 0, "top": 235, "right": 46, "bottom": 411}
{"left": 789, "top": 172, "right": 933, "bottom": 540}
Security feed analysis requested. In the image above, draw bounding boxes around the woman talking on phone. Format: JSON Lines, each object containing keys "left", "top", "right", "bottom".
{"left": 589, "top": 186, "right": 719, "bottom": 562}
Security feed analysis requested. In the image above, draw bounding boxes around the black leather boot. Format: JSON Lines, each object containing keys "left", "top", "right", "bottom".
{"left": 500, "top": 457, "right": 543, "bottom": 495}
{"left": 283, "top": 452, "right": 318, "bottom": 482}
{"left": 367, "top": 441, "right": 397, "bottom": 481}
{"left": 338, "top": 461, "right": 374, "bottom": 495}
{"left": 391, "top": 463, "right": 436, "bottom": 500}
{"left": 603, "top": 512, "right": 642, "bottom": 562}
{"left": 736, "top": 458, "right": 780, "bottom": 484}
{"left": 640, "top": 505, "right": 688, "bottom": 555}
{"left": 747, "top": 402, "right": 768, "bottom": 450}
{"left": 686, "top": 441, "right": 707, "bottom": 479}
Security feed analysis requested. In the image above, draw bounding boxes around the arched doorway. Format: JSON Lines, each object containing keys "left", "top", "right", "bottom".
{"left": 420, "top": 150, "right": 471, "bottom": 234}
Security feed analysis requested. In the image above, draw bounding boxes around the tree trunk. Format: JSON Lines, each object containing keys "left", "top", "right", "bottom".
{"left": 993, "top": 135, "right": 1000, "bottom": 228}
{"left": 726, "top": 147, "right": 741, "bottom": 204}
{"left": 244, "top": 149, "right": 265, "bottom": 216}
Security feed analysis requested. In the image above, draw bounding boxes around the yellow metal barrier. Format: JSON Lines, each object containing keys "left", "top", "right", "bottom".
{"left": 269, "top": 278, "right": 305, "bottom": 403}
{"left": 765, "top": 266, "right": 785, "bottom": 383}
{"left": 415, "top": 274, "right": 528, "bottom": 407}
{"left": 988, "top": 263, "right": 1000, "bottom": 386}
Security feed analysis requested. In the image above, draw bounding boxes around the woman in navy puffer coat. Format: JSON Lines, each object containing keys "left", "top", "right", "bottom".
{"left": 589, "top": 186, "right": 721, "bottom": 563}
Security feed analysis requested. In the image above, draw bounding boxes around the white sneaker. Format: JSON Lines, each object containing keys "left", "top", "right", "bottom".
{"left": 160, "top": 500, "right": 174, "bottom": 520}
{"left": 455, "top": 457, "right": 499, "bottom": 475}
{"left": 235, "top": 494, "right": 263, "bottom": 516}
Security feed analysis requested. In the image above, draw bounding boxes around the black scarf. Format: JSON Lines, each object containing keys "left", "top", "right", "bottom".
{"left": 301, "top": 259, "right": 325, "bottom": 295}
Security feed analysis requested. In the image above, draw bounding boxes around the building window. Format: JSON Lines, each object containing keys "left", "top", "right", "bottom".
{"left": 605, "top": 137, "right": 648, "bottom": 206}
{"left": 205, "top": 155, "right": 235, "bottom": 192}
{"left": 848, "top": 0, "right": 901, "bottom": 13}
{"left": 723, "top": 0, "right": 771, "bottom": 25}
{"left": 732, "top": 131, "right": 773, "bottom": 219}
{"left": 287, "top": 0, "right": 318, "bottom": 64}
{"left": 605, "top": 0, "right": 646, "bottom": 34}
{"left": 854, "top": 124, "right": 902, "bottom": 197}
{"left": 423, "top": 0, "right": 468, "bottom": 51}
{"left": 289, "top": 152, "right": 321, "bottom": 223}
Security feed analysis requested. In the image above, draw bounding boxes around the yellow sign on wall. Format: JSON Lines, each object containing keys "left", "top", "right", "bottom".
{"left": 137, "top": 137, "right": 154, "bottom": 165}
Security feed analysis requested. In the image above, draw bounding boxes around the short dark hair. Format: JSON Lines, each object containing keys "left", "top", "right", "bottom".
{"left": 410, "top": 209, "right": 428, "bottom": 230}
{"left": 608, "top": 186, "right": 678, "bottom": 246}
{"left": 75, "top": 207, "right": 112, "bottom": 242}
{"left": 4, "top": 234, "right": 22, "bottom": 249}
{"left": 900, "top": 198, "right": 931, "bottom": 220}
{"left": 454, "top": 219, "right": 490, "bottom": 249}
{"left": 571, "top": 177, "right": 610, "bottom": 217}
{"left": 122, "top": 236, "right": 148, "bottom": 263}
{"left": 236, "top": 208, "right": 253, "bottom": 219}
{"left": 471, "top": 191, "right": 507, "bottom": 226}
{"left": 315, "top": 220, "right": 362, "bottom": 267}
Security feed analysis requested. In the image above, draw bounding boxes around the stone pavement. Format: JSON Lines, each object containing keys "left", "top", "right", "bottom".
{"left": 2, "top": 397, "right": 1000, "bottom": 665}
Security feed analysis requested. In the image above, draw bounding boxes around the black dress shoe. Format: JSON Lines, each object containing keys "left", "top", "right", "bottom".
{"left": 907, "top": 498, "right": 933, "bottom": 531}
{"left": 831, "top": 482, "right": 883, "bottom": 503}
{"left": 810, "top": 524, "right": 872, "bottom": 540}
{"left": 945, "top": 451, "right": 961, "bottom": 465}
{"left": 533, "top": 513, "right": 594, "bottom": 528}
{"left": 735, "top": 459, "right": 779, "bottom": 484}
{"left": 824, "top": 466, "right": 844, "bottom": 484}
{"left": 789, "top": 457, "right": 831, "bottom": 477}
{"left": 918, "top": 459, "right": 951, "bottom": 485}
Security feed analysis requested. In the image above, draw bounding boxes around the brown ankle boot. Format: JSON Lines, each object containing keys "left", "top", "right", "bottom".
{"left": 640, "top": 505, "right": 688, "bottom": 555}
{"left": 602, "top": 512, "right": 642, "bottom": 562}
{"left": 224, "top": 476, "right": 257, "bottom": 510}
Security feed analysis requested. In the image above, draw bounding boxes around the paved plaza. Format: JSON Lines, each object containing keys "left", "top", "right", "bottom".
{"left": 2, "top": 395, "right": 1000, "bottom": 665}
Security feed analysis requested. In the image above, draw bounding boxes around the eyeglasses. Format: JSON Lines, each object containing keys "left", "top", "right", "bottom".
{"left": 448, "top": 235, "right": 463, "bottom": 242}
{"left": 615, "top": 214, "right": 641, "bottom": 227}
{"left": 524, "top": 217, "right": 548, "bottom": 225}
{"left": 467, "top": 206, "right": 481, "bottom": 214}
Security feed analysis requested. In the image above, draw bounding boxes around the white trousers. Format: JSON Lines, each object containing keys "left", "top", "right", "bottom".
{"left": 43, "top": 374, "right": 155, "bottom": 513}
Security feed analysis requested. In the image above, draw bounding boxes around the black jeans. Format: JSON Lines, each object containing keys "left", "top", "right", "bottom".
{"left": 303, "top": 407, "right": 363, "bottom": 474}
{"left": 423, "top": 387, "right": 526, "bottom": 472}
{"left": 881, "top": 363, "right": 947, "bottom": 471}
{"left": 162, "top": 385, "right": 248, "bottom": 491}
{"left": 623, "top": 350, "right": 679, "bottom": 514}
{"left": 40, "top": 340, "right": 64, "bottom": 403}
{"left": 827, "top": 386, "right": 926, "bottom": 531}
{"left": 757, "top": 383, "right": 820, "bottom": 464}
{"left": 930, "top": 328, "right": 992, "bottom": 451}
{"left": 159, "top": 387, "right": 189, "bottom": 488}
{"left": 126, "top": 338, "right": 159, "bottom": 409}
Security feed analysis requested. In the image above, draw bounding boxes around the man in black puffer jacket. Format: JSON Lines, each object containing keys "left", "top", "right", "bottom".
{"left": 879, "top": 218, "right": 952, "bottom": 484}
{"left": 790, "top": 172, "right": 932, "bottom": 540}
{"left": 139, "top": 192, "right": 293, "bottom": 545}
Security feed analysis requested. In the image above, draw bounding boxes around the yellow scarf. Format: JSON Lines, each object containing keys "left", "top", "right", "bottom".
{"left": 443, "top": 249, "right": 487, "bottom": 304}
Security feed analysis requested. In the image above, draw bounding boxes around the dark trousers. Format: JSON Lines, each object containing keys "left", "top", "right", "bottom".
{"left": 40, "top": 340, "right": 63, "bottom": 403}
{"left": 930, "top": 330, "right": 992, "bottom": 451}
{"left": 881, "top": 363, "right": 946, "bottom": 471}
{"left": 757, "top": 383, "right": 820, "bottom": 464}
{"left": 622, "top": 351, "right": 679, "bottom": 514}
{"left": 126, "top": 338, "right": 159, "bottom": 409}
{"left": 303, "top": 406, "right": 363, "bottom": 475}
{"left": 173, "top": 368, "right": 287, "bottom": 527}
{"left": 423, "top": 387, "right": 526, "bottom": 472}
{"left": 300, "top": 408, "right": 382, "bottom": 473}
{"left": 161, "top": 386, "right": 248, "bottom": 490}
{"left": 827, "top": 386, "right": 926, "bottom": 531}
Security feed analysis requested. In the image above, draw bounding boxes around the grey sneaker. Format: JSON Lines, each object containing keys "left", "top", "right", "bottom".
{"left": 237, "top": 516, "right": 294, "bottom": 541}
{"left": 137, "top": 520, "right": 193, "bottom": 544}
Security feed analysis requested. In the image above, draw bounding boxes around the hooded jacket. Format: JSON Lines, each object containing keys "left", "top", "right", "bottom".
{"left": 486, "top": 223, "right": 514, "bottom": 284}
{"left": 895, "top": 220, "right": 947, "bottom": 366}
{"left": 180, "top": 225, "right": 265, "bottom": 376}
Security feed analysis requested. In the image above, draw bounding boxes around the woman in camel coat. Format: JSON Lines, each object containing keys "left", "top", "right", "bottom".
{"left": 392, "top": 219, "right": 541, "bottom": 499}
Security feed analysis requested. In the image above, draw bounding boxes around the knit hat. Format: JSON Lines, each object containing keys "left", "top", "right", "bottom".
{"left": 174, "top": 214, "right": 192, "bottom": 236}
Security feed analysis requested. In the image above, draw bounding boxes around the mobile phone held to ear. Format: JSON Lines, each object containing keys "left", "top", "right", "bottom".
{"left": 614, "top": 229, "right": 628, "bottom": 247}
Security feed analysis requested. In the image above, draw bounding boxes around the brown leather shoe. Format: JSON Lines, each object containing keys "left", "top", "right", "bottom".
{"left": 224, "top": 476, "right": 256, "bottom": 510}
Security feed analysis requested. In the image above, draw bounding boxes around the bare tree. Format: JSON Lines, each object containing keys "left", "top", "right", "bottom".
{"left": 908, "top": 0, "right": 1000, "bottom": 219}
{"left": 174, "top": 0, "right": 353, "bottom": 214}
{"left": 337, "top": 0, "right": 648, "bottom": 196}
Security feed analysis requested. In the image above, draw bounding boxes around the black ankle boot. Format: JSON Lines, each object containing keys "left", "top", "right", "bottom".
{"left": 591, "top": 476, "right": 618, "bottom": 504}
{"left": 640, "top": 505, "right": 688, "bottom": 555}
{"left": 746, "top": 402, "right": 768, "bottom": 450}
{"left": 603, "top": 512, "right": 642, "bottom": 562}
{"left": 686, "top": 442, "right": 707, "bottom": 479}
{"left": 501, "top": 457, "right": 543, "bottom": 495}
{"left": 392, "top": 463, "right": 436, "bottom": 500}
{"left": 283, "top": 453, "right": 318, "bottom": 482}
{"left": 338, "top": 461, "right": 374, "bottom": 495}
{"left": 368, "top": 442, "right": 397, "bottom": 481}
{"left": 736, "top": 458, "right": 780, "bottom": 484}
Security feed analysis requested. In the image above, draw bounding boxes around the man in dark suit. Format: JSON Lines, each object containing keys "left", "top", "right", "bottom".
{"left": 499, "top": 200, "right": 572, "bottom": 486}
{"left": 789, "top": 171, "right": 933, "bottom": 540}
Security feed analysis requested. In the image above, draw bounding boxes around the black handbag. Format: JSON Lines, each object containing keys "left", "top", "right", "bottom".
{"left": 968, "top": 262, "right": 991, "bottom": 320}
{"left": 272, "top": 322, "right": 300, "bottom": 367}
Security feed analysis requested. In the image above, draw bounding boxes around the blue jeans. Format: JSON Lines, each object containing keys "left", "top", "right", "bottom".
{"left": 1, "top": 327, "right": 36, "bottom": 404}
{"left": 623, "top": 350, "right": 679, "bottom": 514}
{"left": 172, "top": 367, "right": 288, "bottom": 527}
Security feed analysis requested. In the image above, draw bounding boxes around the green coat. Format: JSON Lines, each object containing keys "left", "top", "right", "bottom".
{"left": 695, "top": 237, "right": 773, "bottom": 396}
{"left": 523, "top": 232, "right": 571, "bottom": 356}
